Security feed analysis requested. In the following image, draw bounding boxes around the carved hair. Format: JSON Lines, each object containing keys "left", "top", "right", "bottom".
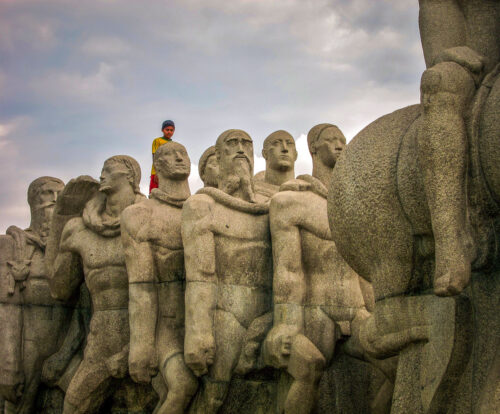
{"left": 104, "top": 155, "right": 142, "bottom": 194}
{"left": 307, "top": 124, "right": 346, "bottom": 154}
{"left": 198, "top": 146, "right": 216, "bottom": 180}
{"left": 215, "top": 129, "right": 252, "bottom": 154}
{"left": 27, "top": 176, "right": 64, "bottom": 208}
{"left": 263, "top": 130, "right": 294, "bottom": 153}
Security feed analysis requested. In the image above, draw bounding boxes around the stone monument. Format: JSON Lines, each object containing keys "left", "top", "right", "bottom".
{"left": 121, "top": 142, "right": 198, "bottom": 414}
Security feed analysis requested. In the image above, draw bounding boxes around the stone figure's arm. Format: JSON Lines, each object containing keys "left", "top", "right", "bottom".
{"left": 418, "top": 0, "right": 466, "bottom": 68}
{"left": 182, "top": 195, "right": 216, "bottom": 377}
{"left": 121, "top": 206, "right": 158, "bottom": 384}
{"left": 41, "top": 296, "right": 87, "bottom": 386}
{"left": 50, "top": 219, "right": 84, "bottom": 302}
{"left": 269, "top": 192, "right": 311, "bottom": 328}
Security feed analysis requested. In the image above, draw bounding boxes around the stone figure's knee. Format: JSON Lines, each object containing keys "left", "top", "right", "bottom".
{"left": 171, "top": 374, "right": 198, "bottom": 400}
{"left": 287, "top": 335, "right": 326, "bottom": 383}
{"left": 420, "top": 62, "right": 476, "bottom": 109}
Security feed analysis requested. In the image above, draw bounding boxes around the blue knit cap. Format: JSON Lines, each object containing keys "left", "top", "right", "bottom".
{"left": 162, "top": 120, "right": 175, "bottom": 130}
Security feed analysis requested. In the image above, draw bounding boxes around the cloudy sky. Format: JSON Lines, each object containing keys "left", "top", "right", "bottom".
{"left": 0, "top": 0, "right": 424, "bottom": 232}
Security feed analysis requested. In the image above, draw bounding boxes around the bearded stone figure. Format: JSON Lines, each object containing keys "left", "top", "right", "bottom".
{"left": 0, "top": 177, "right": 74, "bottom": 414}
{"left": 182, "top": 129, "right": 274, "bottom": 413}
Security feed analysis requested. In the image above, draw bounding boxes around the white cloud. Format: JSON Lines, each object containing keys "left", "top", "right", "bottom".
{"left": 0, "top": 0, "right": 424, "bottom": 232}
{"left": 34, "top": 62, "right": 116, "bottom": 102}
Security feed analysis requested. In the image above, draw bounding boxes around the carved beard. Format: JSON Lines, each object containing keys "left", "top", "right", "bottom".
{"left": 31, "top": 203, "right": 56, "bottom": 240}
{"left": 220, "top": 157, "right": 256, "bottom": 203}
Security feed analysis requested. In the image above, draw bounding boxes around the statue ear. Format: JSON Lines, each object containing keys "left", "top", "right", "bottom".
{"left": 262, "top": 148, "right": 268, "bottom": 160}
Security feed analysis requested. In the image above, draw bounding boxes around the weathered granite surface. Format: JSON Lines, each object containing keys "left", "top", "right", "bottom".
{"left": 0, "top": 2, "right": 499, "bottom": 413}
{"left": 328, "top": 2, "right": 500, "bottom": 413}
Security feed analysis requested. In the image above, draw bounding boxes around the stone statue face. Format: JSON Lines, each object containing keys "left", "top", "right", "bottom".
{"left": 203, "top": 154, "right": 219, "bottom": 187}
{"left": 315, "top": 128, "right": 345, "bottom": 168}
{"left": 219, "top": 132, "right": 254, "bottom": 176}
{"left": 99, "top": 159, "right": 133, "bottom": 194}
{"left": 33, "top": 180, "right": 64, "bottom": 213}
{"left": 28, "top": 178, "right": 64, "bottom": 237}
{"left": 155, "top": 142, "right": 191, "bottom": 180}
{"left": 265, "top": 135, "right": 297, "bottom": 171}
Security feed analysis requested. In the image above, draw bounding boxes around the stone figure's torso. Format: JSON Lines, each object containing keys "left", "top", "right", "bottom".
{"left": 64, "top": 218, "right": 128, "bottom": 312}
{"left": 211, "top": 200, "right": 273, "bottom": 327}
{"left": 141, "top": 199, "right": 186, "bottom": 325}
{"left": 294, "top": 189, "right": 365, "bottom": 321}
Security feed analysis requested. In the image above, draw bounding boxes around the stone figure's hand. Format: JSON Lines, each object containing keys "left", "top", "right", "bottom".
{"left": 129, "top": 351, "right": 158, "bottom": 384}
{"left": 263, "top": 324, "right": 299, "bottom": 369}
{"left": 41, "top": 352, "right": 68, "bottom": 386}
{"left": 185, "top": 333, "right": 215, "bottom": 377}
{"left": 235, "top": 341, "right": 260, "bottom": 375}
{"left": 279, "top": 179, "right": 311, "bottom": 192}
{"left": 0, "top": 383, "right": 23, "bottom": 404}
{"left": 55, "top": 175, "right": 99, "bottom": 216}
{"left": 434, "top": 46, "right": 486, "bottom": 75}
{"left": 105, "top": 348, "right": 129, "bottom": 379}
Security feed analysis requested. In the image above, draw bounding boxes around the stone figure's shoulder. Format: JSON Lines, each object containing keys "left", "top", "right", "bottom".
{"left": 183, "top": 193, "right": 216, "bottom": 220}
{"left": 60, "top": 217, "right": 86, "bottom": 247}
{"left": 121, "top": 199, "right": 153, "bottom": 237}
{"left": 271, "top": 187, "right": 307, "bottom": 207}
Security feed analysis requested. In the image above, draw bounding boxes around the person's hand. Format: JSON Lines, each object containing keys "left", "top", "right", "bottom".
{"left": 0, "top": 383, "right": 23, "bottom": 404}
{"left": 434, "top": 46, "right": 486, "bottom": 74}
{"left": 235, "top": 341, "right": 260, "bottom": 375}
{"left": 55, "top": 175, "right": 99, "bottom": 216}
{"left": 279, "top": 179, "right": 311, "bottom": 192}
{"left": 105, "top": 347, "right": 129, "bottom": 379}
{"left": 41, "top": 352, "right": 68, "bottom": 386}
{"left": 184, "top": 333, "right": 215, "bottom": 377}
{"left": 263, "top": 324, "right": 299, "bottom": 369}
{"left": 129, "top": 348, "right": 158, "bottom": 384}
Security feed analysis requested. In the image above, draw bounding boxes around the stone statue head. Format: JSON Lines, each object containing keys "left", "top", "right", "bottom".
{"left": 198, "top": 146, "right": 218, "bottom": 188}
{"left": 27, "top": 176, "right": 65, "bottom": 236}
{"left": 154, "top": 141, "right": 191, "bottom": 181}
{"left": 215, "top": 129, "right": 255, "bottom": 200}
{"left": 307, "top": 124, "right": 346, "bottom": 168}
{"left": 262, "top": 130, "right": 297, "bottom": 172}
{"left": 99, "top": 155, "right": 142, "bottom": 195}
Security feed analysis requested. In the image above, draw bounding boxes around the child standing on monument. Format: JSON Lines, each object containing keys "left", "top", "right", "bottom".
{"left": 149, "top": 119, "right": 175, "bottom": 193}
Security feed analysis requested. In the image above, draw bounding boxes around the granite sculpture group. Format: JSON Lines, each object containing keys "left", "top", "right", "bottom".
{"left": 0, "top": 2, "right": 499, "bottom": 413}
